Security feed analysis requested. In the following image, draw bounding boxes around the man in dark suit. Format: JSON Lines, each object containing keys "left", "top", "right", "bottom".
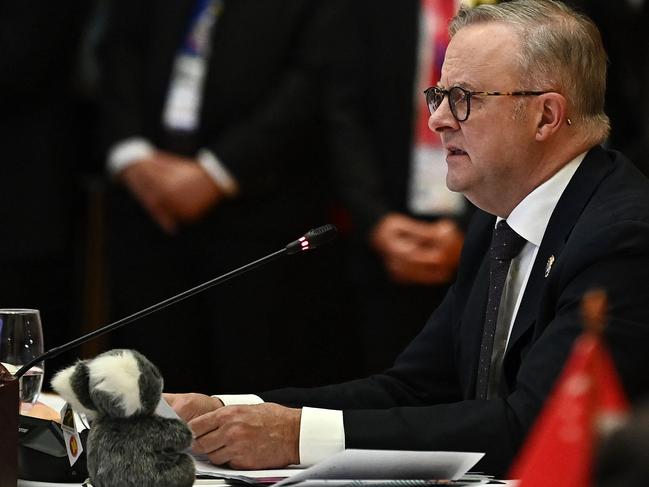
{"left": 100, "top": 0, "right": 352, "bottom": 393}
{"left": 166, "top": 0, "right": 649, "bottom": 476}
{"left": 335, "top": 0, "right": 469, "bottom": 375}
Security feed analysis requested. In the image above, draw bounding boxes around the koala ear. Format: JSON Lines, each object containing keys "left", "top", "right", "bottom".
{"left": 51, "top": 361, "right": 99, "bottom": 420}
{"left": 131, "top": 350, "right": 163, "bottom": 414}
{"left": 88, "top": 349, "right": 147, "bottom": 418}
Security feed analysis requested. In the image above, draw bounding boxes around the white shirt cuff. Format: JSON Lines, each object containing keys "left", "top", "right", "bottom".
{"left": 197, "top": 149, "right": 239, "bottom": 196}
{"left": 107, "top": 137, "right": 155, "bottom": 176}
{"left": 299, "top": 407, "right": 345, "bottom": 466}
{"left": 214, "top": 394, "right": 264, "bottom": 406}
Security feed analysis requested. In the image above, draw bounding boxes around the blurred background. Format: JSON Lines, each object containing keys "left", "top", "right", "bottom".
{"left": 1, "top": 0, "right": 647, "bottom": 394}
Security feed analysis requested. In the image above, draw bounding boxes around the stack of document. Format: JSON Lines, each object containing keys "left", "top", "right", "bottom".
{"left": 194, "top": 449, "right": 489, "bottom": 486}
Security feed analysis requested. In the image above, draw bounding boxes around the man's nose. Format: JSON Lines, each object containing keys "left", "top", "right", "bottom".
{"left": 428, "top": 97, "right": 459, "bottom": 133}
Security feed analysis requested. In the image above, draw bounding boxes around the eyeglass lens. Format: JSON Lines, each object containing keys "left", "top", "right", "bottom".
{"left": 449, "top": 87, "right": 468, "bottom": 121}
{"left": 426, "top": 87, "right": 470, "bottom": 121}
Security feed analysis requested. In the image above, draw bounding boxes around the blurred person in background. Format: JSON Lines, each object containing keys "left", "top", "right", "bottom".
{"left": 99, "top": 0, "right": 357, "bottom": 394}
{"left": 565, "top": 0, "right": 649, "bottom": 174}
{"left": 0, "top": 0, "right": 93, "bottom": 382}
{"left": 332, "top": 0, "right": 471, "bottom": 375}
{"left": 165, "top": 0, "right": 649, "bottom": 476}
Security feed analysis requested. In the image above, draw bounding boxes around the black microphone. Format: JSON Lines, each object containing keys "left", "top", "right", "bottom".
{"left": 284, "top": 223, "right": 337, "bottom": 254}
{"left": 14, "top": 224, "right": 337, "bottom": 380}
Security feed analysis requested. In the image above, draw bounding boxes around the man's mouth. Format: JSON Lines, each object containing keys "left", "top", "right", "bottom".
{"left": 447, "top": 146, "right": 468, "bottom": 156}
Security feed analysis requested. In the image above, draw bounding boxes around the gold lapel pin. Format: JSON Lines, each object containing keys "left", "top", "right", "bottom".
{"left": 545, "top": 255, "right": 555, "bottom": 278}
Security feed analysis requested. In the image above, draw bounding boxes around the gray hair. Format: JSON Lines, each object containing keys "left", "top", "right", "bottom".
{"left": 450, "top": 0, "right": 610, "bottom": 143}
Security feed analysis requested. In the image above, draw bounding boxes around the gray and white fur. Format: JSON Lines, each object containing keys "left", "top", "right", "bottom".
{"left": 51, "top": 349, "right": 195, "bottom": 487}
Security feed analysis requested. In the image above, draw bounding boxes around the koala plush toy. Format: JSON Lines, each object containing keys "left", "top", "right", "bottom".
{"left": 51, "top": 349, "right": 195, "bottom": 487}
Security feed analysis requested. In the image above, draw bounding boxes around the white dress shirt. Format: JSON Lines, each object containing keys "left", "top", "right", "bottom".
{"left": 216, "top": 151, "right": 586, "bottom": 466}
{"left": 497, "top": 152, "right": 585, "bottom": 348}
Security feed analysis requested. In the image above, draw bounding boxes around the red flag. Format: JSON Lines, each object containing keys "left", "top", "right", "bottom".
{"left": 509, "top": 332, "right": 629, "bottom": 487}
{"left": 414, "top": 0, "right": 457, "bottom": 146}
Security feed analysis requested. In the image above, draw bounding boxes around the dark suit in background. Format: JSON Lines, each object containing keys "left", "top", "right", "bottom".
{"left": 597, "top": 399, "right": 649, "bottom": 487}
{"left": 262, "top": 147, "right": 649, "bottom": 475}
{"left": 566, "top": 0, "right": 649, "bottom": 173}
{"left": 0, "top": 0, "right": 92, "bottom": 381}
{"left": 330, "top": 0, "right": 470, "bottom": 374}
{"left": 100, "top": 0, "right": 356, "bottom": 393}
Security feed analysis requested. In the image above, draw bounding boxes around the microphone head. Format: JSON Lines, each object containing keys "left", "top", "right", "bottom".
{"left": 285, "top": 224, "right": 338, "bottom": 254}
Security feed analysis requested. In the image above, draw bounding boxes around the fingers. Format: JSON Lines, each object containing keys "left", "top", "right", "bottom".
{"left": 385, "top": 245, "right": 458, "bottom": 284}
{"left": 163, "top": 393, "right": 222, "bottom": 422}
{"left": 152, "top": 156, "right": 222, "bottom": 222}
{"left": 162, "top": 392, "right": 180, "bottom": 406}
{"left": 188, "top": 404, "right": 233, "bottom": 438}
{"left": 385, "top": 258, "right": 446, "bottom": 284}
{"left": 119, "top": 160, "right": 179, "bottom": 233}
{"left": 373, "top": 213, "right": 453, "bottom": 255}
{"left": 192, "top": 422, "right": 240, "bottom": 467}
{"left": 164, "top": 166, "right": 222, "bottom": 222}
{"left": 147, "top": 202, "right": 179, "bottom": 234}
{"left": 189, "top": 407, "right": 258, "bottom": 467}
{"left": 117, "top": 155, "right": 222, "bottom": 230}
{"left": 372, "top": 214, "right": 464, "bottom": 284}
{"left": 188, "top": 404, "right": 301, "bottom": 470}
{"left": 192, "top": 426, "right": 228, "bottom": 461}
{"left": 371, "top": 213, "right": 422, "bottom": 256}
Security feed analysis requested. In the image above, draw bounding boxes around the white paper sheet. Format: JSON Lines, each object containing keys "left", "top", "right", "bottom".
{"left": 275, "top": 450, "right": 484, "bottom": 485}
{"left": 194, "top": 458, "right": 304, "bottom": 483}
{"left": 194, "top": 449, "right": 483, "bottom": 485}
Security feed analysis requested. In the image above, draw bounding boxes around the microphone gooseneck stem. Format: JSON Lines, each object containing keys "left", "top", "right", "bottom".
{"left": 14, "top": 247, "right": 288, "bottom": 380}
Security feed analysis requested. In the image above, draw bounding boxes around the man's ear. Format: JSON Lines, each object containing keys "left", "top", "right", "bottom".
{"left": 535, "top": 93, "right": 567, "bottom": 141}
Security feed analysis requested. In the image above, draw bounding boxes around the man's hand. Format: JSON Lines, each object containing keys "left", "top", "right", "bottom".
{"left": 118, "top": 151, "right": 224, "bottom": 233}
{"left": 371, "top": 213, "right": 464, "bottom": 284}
{"left": 120, "top": 158, "right": 179, "bottom": 233}
{"left": 189, "top": 403, "right": 301, "bottom": 470}
{"left": 154, "top": 151, "right": 224, "bottom": 223}
{"left": 163, "top": 392, "right": 224, "bottom": 422}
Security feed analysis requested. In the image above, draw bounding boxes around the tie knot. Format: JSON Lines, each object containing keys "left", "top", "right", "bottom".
{"left": 490, "top": 220, "right": 526, "bottom": 261}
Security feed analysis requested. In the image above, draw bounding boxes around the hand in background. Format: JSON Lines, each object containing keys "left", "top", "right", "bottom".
{"left": 164, "top": 392, "right": 224, "bottom": 422}
{"left": 120, "top": 157, "right": 179, "bottom": 233}
{"left": 119, "top": 151, "right": 224, "bottom": 233}
{"left": 154, "top": 151, "right": 224, "bottom": 223}
{"left": 188, "top": 403, "right": 301, "bottom": 469}
{"left": 371, "top": 213, "right": 464, "bottom": 285}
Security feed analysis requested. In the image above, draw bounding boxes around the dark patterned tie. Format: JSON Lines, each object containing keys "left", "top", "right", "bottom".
{"left": 475, "top": 220, "right": 527, "bottom": 399}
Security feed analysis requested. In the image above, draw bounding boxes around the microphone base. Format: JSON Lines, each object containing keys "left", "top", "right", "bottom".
{"left": 18, "top": 415, "right": 89, "bottom": 482}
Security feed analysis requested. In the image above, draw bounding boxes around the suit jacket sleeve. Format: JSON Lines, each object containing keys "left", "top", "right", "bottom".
{"left": 194, "top": 0, "right": 335, "bottom": 195}
{"left": 201, "top": 17, "right": 317, "bottom": 193}
{"left": 99, "top": 0, "right": 154, "bottom": 152}
{"left": 311, "top": 0, "right": 390, "bottom": 236}
{"left": 100, "top": 0, "right": 321, "bottom": 196}
{"left": 261, "top": 160, "right": 649, "bottom": 476}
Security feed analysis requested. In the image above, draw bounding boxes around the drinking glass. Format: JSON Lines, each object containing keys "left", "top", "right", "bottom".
{"left": 0, "top": 309, "right": 44, "bottom": 412}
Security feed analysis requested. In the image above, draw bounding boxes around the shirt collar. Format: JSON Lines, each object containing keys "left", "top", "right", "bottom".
{"left": 498, "top": 152, "right": 587, "bottom": 247}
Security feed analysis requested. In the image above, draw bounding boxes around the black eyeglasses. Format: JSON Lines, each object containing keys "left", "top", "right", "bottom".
{"left": 424, "top": 86, "right": 550, "bottom": 122}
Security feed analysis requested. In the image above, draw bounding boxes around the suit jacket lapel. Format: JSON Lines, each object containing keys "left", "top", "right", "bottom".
{"left": 460, "top": 251, "right": 491, "bottom": 397}
{"left": 506, "top": 146, "right": 615, "bottom": 351}
{"left": 453, "top": 211, "right": 495, "bottom": 397}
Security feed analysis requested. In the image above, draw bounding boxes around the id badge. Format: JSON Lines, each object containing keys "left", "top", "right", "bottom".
{"left": 163, "top": 54, "right": 206, "bottom": 131}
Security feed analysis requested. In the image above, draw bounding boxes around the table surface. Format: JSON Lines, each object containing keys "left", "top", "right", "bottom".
{"left": 19, "top": 481, "right": 518, "bottom": 487}
{"left": 18, "top": 480, "right": 229, "bottom": 487}
{"left": 22, "top": 395, "right": 518, "bottom": 487}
